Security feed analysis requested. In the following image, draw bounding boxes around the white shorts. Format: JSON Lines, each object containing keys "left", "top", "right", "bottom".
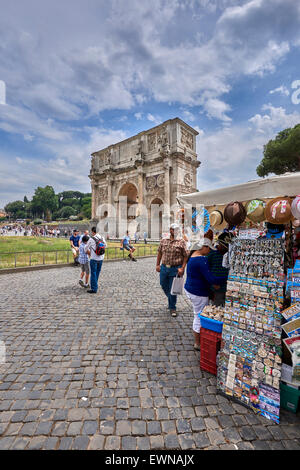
{"left": 184, "top": 289, "right": 209, "bottom": 333}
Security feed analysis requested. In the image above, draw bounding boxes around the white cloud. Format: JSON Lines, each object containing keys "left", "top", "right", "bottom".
{"left": 248, "top": 104, "right": 300, "bottom": 134}
{"left": 196, "top": 105, "right": 300, "bottom": 191}
{"left": 146, "top": 113, "right": 161, "bottom": 125}
{"left": 0, "top": 126, "right": 129, "bottom": 207}
{"left": 1, "top": 0, "right": 300, "bottom": 205}
{"left": 269, "top": 85, "right": 290, "bottom": 96}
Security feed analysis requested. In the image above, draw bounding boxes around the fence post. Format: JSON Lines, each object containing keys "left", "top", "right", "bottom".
{"left": 67, "top": 251, "right": 69, "bottom": 263}
{"left": 29, "top": 253, "right": 31, "bottom": 266}
{"left": 43, "top": 252, "right": 45, "bottom": 265}
{"left": 56, "top": 251, "right": 58, "bottom": 264}
{"left": 15, "top": 253, "right": 17, "bottom": 268}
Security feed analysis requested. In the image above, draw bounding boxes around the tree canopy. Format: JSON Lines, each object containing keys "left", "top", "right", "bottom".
{"left": 257, "top": 123, "right": 300, "bottom": 177}
{"left": 31, "top": 186, "right": 58, "bottom": 218}
{"left": 4, "top": 200, "right": 26, "bottom": 219}
{"left": 4, "top": 187, "right": 92, "bottom": 221}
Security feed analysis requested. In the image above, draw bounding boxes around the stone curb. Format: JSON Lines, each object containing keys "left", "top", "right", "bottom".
{"left": 0, "top": 255, "right": 156, "bottom": 275}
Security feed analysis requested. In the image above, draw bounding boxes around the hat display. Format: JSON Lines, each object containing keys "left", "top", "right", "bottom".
{"left": 265, "top": 197, "right": 293, "bottom": 225}
{"left": 209, "top": 210, "right": 224, "bottom": 228}
{"left": 224, "top": 201, "right": 247, "bottom": 226}
{"left": 291, "top": 195, "right": 300, "bottom": 220}
{"left": 245, "top": 199, "right": 266, "bottom": 223}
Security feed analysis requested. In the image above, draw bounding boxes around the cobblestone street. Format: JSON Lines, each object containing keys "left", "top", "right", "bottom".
{"left": 0, "top": 257, "right": 299, "bottom": 450}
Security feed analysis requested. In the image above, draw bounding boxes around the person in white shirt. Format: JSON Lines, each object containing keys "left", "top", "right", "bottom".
{"left": 84, "top": 226, "right": 106, "bottom": 294}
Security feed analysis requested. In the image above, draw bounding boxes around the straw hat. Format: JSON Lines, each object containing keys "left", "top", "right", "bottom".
{"left": 291, "top": 195, "right": 300, "bottom": 220}
{"left": 224, "top": 201, "right": 247, "bottom": 226}
{"left": 245, "top": 199, "right": 266, "bottom": 223}
{"left": 265, "top": 197, "right": 293, "bottom": 225}
{"left": 209, "top": 210, "right": 224, "bottom": 228}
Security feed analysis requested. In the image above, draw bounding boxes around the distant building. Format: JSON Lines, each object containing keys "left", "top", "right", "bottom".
{"left": 0, "top": 209, "right": 6, "bottom": 218}
{"left": 89, "top": 118, "right": 200, "bottom": 238}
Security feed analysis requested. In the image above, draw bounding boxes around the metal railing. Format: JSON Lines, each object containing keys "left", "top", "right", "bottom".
{"left": 0, "top": 245, "right": 158, "bottom": 270}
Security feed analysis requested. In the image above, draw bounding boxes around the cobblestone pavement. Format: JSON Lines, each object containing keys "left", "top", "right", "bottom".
{"left": 0, "top": 257, "right": 299, "bottom": 451}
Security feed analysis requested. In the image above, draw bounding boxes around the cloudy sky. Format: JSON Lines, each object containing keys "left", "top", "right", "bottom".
{"left": 1, "top": 0, "right": 300, "bottom": 208}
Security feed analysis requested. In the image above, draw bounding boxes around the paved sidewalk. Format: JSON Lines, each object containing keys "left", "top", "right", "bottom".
{"left": 0, "top": 258, "right": 299, "bottom": 450}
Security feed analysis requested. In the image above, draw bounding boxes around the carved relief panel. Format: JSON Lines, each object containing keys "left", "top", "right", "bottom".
{"left": 147, "top": 132, "right": 157, "bottom": 151}
{"left": 97, "top": 186, "right": 108, "bottom": 202}
{"left": 180, "top": 126, "right": 193, "bottom": 150}
{"left": 146, "top": 174, "right": 165, "bottom": 192}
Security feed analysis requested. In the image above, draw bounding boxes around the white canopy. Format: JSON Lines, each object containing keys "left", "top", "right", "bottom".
{"left": 177, "top": 172, "right": 300, "bottom": 207}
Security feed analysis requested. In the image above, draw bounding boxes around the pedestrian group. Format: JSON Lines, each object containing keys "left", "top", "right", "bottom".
{"left": 71, "top": 223, "right": 230, "bottom": 351}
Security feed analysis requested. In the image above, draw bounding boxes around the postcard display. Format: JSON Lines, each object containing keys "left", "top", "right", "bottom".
{"left": 217, "top": 238, "right": 285, "bottom": 423}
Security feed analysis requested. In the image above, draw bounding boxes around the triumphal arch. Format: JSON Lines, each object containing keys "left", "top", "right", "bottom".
{"left": 89, "top": 118, "right": 200, "bottom": 238}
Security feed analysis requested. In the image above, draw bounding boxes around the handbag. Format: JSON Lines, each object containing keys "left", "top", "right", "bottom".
{"left": 171, "top": 275, "right": 184, "bottom": 295}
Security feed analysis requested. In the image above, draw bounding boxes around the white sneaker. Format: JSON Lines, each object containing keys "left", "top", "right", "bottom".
{"left": 79, "top": 280, "right": 85, "bottom": 287}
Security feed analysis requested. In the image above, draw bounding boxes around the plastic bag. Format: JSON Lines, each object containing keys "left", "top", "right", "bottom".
{"left": 171, "top": 275, "right": 184, "bottom": 295}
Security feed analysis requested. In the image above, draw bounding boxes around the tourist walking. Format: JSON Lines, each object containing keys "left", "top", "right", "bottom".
{"left": 78, "top": 235, "right": 90, "bottom": 288}
{"left": 121, "top": 231, "right": 137, "bottom": 261}
{"left": 156, "top": 223, "right": 188, "bottom": 317}
{"left": 70, "top": 229, "right": 80, "bottom": 265}
{"left": 84, "top": 226, "right": 106, "bottom": 294}
{"left": 143, "top": 231, "right": 147, "bottom": 244}
{"left": 184, "top": 238, "right": 226, "bottom": 351}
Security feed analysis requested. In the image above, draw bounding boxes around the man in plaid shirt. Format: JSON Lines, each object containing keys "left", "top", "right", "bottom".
{"left": 156, "top": 223, "right": 188, "bottom": 317}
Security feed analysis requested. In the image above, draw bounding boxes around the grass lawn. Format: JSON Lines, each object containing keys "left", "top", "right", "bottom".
{"left": 0, "top": 236, "right": 158, "bottom": 269}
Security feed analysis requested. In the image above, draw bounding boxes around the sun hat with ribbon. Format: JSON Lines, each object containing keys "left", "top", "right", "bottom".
{"left": 245, "top": 199, "right": 266, "bottom": 223}
{"left": 265, "top": 197, "right": 293, "bottom": 224}
{"left": 224, "top": 201, "right": 247, "bottom": 226}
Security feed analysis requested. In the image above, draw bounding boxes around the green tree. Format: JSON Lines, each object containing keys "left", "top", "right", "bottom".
{"left": 58, "top": 206, "right": 77, "bottom": 219}
{"left": 4, "top": 200, "right": 26, "bottom": 219}
{"left": 31, "top": 186, "right": 58, "bottom": 219}
{"left": 81, "top": 196, "right": 92, "bottom": 219}
{"left": 257, "top": 123, "right": 300, "bottom": 177}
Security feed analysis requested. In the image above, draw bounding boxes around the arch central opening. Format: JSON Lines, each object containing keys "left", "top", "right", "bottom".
{"left": 117, "top": 182, "right": 139, "bottom": 237}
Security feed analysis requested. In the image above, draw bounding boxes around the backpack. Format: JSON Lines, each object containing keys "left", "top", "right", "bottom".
{"left": 92, "top": 236, "right": 106, "bottom": 256}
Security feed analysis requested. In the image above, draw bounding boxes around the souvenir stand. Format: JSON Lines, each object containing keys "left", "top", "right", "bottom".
{"left": 177, "top": 172, "right": 300, "bottom": 423}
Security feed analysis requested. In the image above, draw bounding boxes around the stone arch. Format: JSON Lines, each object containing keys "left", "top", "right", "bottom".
{"left": 149, "top": 197, "right": 164, "bottom": 239}
{"left": 117, "top": 182, "right": 139, "bottom": 237}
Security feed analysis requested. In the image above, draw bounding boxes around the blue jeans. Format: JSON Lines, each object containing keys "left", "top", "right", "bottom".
{"left": 160, "top": 264, "right": 181, "bottom": 310}
{"left": 90, "top": 259, "right": 103, "bottom": 293}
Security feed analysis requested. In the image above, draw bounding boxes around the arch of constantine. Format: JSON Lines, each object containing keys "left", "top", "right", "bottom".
{"left": 89, "top": 117, "right": 200, "bottom": 238}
